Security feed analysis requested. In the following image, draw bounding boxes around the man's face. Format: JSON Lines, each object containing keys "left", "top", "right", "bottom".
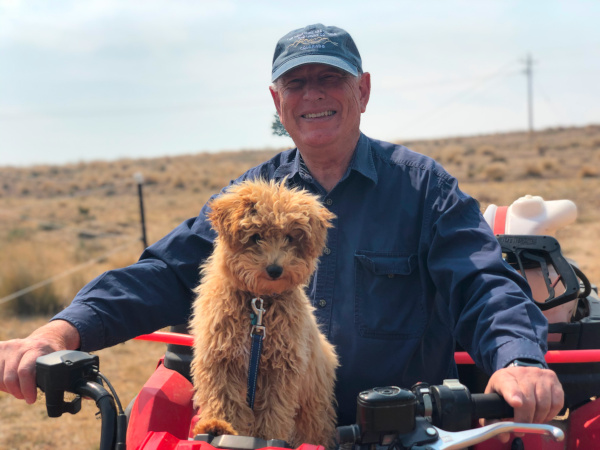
{"left": 269, "top": 64, "right": 371, "bottom": 151}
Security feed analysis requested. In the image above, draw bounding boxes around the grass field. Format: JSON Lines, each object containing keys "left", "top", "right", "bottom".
{"left": 1, "top": 124, "right": 599, "bottom": 448}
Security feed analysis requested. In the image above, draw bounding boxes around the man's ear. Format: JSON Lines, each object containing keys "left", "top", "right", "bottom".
{"left": 269, "top": 86, "right": 282, "bottom": 116}
{"left": 358, "top": 72, "right": 371, "bottom": 113}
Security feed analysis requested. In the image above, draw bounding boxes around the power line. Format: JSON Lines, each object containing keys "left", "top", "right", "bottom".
{"left": 536, "top": 80, "right": 566, "bottom": 125}
{"left": 384, "top": 69, "right": 519, "bottom": 91}
{"left": 405, "top": 60, "right": 521, "bottom": 128}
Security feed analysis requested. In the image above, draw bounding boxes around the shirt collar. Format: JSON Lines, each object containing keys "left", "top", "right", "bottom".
{"left": 272, "top": 132, "right": 378, "bottom": 186}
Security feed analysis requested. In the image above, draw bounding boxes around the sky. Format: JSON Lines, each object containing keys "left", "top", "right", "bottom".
{"left": 1, "top": 0, "right": 599, "bottom": 167}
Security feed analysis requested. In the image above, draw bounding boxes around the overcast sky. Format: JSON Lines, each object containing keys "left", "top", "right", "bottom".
{"left": 1, "top": 0, "right": 599, "bottom": 167}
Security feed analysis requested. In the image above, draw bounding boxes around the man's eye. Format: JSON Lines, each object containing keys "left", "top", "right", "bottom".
{"left": 286, "top": 79, "right": 303, "bottom": 89}
{"left": 321, "top": 73, "right": 343, "bottom": 82}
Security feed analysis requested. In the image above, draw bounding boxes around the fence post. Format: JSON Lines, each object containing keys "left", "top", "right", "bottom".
{"left": 134, "top": 173, "right": 148, "bottom": 249}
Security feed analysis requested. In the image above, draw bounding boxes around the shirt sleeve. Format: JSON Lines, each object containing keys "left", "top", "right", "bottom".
{"left": 51, "top": 202, "right": 216, "bottom": 352}
{"left": 426, "top": 179, "right": 549, "bottom": 374}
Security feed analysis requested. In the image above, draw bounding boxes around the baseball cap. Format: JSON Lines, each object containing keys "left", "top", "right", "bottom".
{"left": 271, "top": 24, "right": 363, "bottom": 82}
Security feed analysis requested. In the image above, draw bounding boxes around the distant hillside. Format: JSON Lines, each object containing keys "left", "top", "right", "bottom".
{"left": 2, "top": 124, "right": 599, "bottom": 200}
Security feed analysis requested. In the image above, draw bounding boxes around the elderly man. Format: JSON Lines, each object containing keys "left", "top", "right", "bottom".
{"left": 0, "top": 24, "right": 562, "bottom": 429}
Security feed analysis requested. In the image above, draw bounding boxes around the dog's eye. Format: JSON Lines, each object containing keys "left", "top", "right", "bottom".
{"left": 285, "top": 234, "right": 294, "bottom": 243}
{"left": 251, "top": 234, "right": 262, "bottom": 244}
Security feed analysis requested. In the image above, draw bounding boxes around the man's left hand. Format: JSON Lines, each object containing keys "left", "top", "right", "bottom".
{"left": 485, "top": 366, "right": 564, "bottom": 424}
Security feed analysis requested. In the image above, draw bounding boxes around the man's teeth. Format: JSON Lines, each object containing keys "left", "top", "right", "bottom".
{"left": 303, "top": 111, "right": 335, "bottom": 118}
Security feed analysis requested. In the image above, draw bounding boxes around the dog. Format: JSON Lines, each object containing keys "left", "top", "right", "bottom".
{"left": 190, "top": 178, "right": 339, "bottom": 448}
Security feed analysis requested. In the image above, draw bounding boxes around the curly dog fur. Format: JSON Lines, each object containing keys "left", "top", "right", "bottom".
{"left": 190, "top": 179, "right": 338, "bottom": 448}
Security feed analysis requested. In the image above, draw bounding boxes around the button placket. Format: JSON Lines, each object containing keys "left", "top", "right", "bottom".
{"left": 313, "top": 196, "right": 336, "bottom": 337}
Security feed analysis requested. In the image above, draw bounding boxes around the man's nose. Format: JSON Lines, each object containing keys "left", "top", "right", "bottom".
{"left": 302, "top": 79, "right": 325, "bottom": 100}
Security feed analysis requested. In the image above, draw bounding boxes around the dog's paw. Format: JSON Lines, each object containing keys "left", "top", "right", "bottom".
{"left": 193, "top": 418, "right": 238, "bottom": 437}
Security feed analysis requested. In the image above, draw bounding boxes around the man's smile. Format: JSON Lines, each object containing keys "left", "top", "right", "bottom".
{"left": 301, "top": 110, "right": 336, "bottom": 119}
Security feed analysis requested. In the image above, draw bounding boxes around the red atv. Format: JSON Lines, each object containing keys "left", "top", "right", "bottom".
{"left": 35, "top": 196, "right": 600, "bottom": 449}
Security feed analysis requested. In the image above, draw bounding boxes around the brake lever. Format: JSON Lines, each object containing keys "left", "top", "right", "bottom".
{"left": 429, "top": 422, "right": 564, "bottom": 450}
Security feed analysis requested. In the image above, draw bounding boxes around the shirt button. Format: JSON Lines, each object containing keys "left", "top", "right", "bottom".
{"left": 325, "top": 198, "right": 333, "bottom": 206}
{"left": 318, "top": 299, "right": 327, "bottom": 308}
{"left": 323, "top": 247, "right": 331, "bottom": 255}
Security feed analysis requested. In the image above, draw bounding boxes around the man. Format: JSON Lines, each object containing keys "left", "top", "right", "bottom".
{"left": 0, "top": 24, "right": 562, "bottom": 430}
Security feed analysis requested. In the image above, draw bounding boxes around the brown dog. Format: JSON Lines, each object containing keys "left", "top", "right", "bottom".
{"left": 190, "top": 179, "right": 338, "bottom": 448}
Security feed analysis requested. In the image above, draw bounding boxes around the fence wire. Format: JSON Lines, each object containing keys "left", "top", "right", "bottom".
{"left": 0, "top": 237, "right": 141, "bottom": 306}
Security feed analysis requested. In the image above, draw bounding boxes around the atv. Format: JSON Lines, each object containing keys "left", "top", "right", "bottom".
{"left": 35, "top": 195, "right": 600, "bottom": 449}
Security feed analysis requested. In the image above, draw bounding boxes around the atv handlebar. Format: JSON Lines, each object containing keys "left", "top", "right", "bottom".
{"left": 336, "top": 380, "right": 512, "bottom": 446}
{"left": 36, "top": 350, "right": 126, "bottom": 450}
{"left": 335, "top": 379, "right": 562, "bottom": 449}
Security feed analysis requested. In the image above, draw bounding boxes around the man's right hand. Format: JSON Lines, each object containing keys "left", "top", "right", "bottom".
{"left": 0, "top": 320, "right": 80, "bottom": 404}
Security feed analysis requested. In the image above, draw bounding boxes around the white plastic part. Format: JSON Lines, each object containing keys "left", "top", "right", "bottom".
{"left": 483, "top": 195, "right": 577, "bottom": 236}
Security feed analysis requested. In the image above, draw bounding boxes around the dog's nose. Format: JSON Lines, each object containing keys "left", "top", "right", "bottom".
{"left": 266, "top": 264, "right": 283, "bottom": 279}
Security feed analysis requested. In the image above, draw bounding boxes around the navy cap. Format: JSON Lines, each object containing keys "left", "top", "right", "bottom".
{"left": 271, "top": 24, "right": 362, "bottom": 82}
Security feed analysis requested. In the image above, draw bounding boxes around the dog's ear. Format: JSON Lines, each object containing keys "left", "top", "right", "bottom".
{"left": 207, "top": 184, "right": 260, "bottom": 247}
{"left": 207, "top": 193, "right": 248, "bottom": 246}
{"left": 206, "top": 194, "right": 229, "bottom": 236}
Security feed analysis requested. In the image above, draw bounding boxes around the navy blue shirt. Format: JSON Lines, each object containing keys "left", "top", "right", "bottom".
{"left": 53, "top": 133, "right": 549, "bottom": 426}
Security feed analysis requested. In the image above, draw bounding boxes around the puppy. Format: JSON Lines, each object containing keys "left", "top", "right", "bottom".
{"left": 190, "top": 179, "right": 338, "bottom": 448}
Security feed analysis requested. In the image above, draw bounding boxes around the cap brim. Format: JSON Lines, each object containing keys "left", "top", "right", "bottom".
{"left": 271, "top": 55, "right": 358, "bottom": 82}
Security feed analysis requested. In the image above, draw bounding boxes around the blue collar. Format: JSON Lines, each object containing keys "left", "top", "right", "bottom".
{"left": 273, "top": 133, "right": 378, "bottom": 188}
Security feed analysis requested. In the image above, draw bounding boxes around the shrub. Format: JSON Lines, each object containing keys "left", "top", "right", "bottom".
{"left": 541, "top": 158, "right": 559, "bottom": 174}
{"left": 579, "top": 166, "right": 599, "bottom": 178}
{"left": 477, "top": 145, "right": 497, "bottom": 157}
{"left": 440, "top": 145, "right": 465, "bottom": 164}
{"left": 523, "top": 163, "right": 544, "bottom": 178}
{"left": 483, "top": 163, "right": 506, "bottom": 182}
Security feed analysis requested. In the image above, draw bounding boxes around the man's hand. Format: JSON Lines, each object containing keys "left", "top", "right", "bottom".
{"left": 483, "top": 365, "right": 564, "bottom": 443}
{"left": 0, "top": 320, "right": 80, "bottom": 404}
{"left": 485, "top": 366, "right": 564, "bottom": 424}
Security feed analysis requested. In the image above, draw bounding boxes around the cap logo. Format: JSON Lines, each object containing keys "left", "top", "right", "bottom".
{"left": 287, "top": 29, "right": 338, "bottom": 51}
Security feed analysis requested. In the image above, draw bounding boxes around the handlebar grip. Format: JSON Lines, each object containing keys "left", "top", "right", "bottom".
{"left": 471, "top": 393, "right": 514, "bottom": 420}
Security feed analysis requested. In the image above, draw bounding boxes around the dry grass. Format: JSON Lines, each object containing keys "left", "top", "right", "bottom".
{"left": 1, "top": 124, "right": 600, "bottom": 448}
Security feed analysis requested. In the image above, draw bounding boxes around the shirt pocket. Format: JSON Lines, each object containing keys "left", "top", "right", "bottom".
{"left": 354, "top": 251, "right": 426, "bottom": 340}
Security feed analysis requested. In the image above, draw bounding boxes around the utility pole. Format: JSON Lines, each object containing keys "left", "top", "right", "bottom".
{"left": 523, "top": 53, "right": 535, "bottom": 147}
